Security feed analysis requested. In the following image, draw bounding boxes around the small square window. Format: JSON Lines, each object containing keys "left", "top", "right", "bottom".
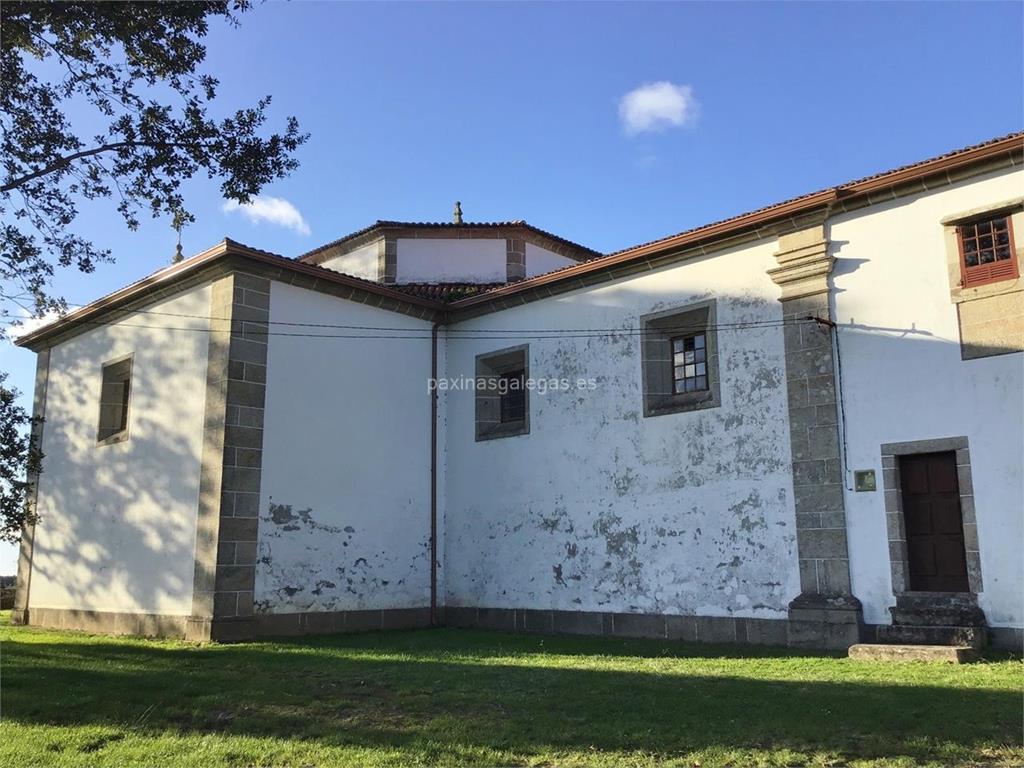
{"left": 958, "top": 215, "right": 1018, "bottom": 287}
{"left": 476, "top": 345, "right": 529, "bottom": 441}
{"left": 97, "top": 356, "right": 132, "bottom": 444}
{"left": 641, "top": 300, "right": 720, "bottom": 418}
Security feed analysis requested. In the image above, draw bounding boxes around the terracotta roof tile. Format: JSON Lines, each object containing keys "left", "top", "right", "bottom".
{"left": 392, "top": 282, "right": 504, "bottom": 302}
{"left": 18, "top": 132, "right": 1023, "bottom": 344}
{"left": 449, "top": 131, "right": 1023, "bottom": 308}
{"left": 605, "top": 131, "right": 1024, "bottom": 258}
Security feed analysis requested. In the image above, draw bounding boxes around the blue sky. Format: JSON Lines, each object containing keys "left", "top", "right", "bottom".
{"left": 1, "top": 1, "right": 1021, "bottom": 572}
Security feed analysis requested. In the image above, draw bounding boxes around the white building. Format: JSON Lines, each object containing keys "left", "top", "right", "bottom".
{"left": 11, "top": 134, "right": 1023, "bottom": 649}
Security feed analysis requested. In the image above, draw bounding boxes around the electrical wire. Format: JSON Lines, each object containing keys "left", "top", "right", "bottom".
{"left": 3, "top": 301, "right": 819, "bottom": 339}
{"left": 6, "top": 314, "right": 816, "bottom": 341}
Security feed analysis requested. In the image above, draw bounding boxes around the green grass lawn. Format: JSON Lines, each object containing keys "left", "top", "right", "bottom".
{"left": 0, "top": 615, "right": 1021, "bottom": 767}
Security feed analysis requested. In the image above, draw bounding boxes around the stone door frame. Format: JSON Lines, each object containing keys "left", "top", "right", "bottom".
{"left": 881, "top": 436, "right": 983, "bottom": 597}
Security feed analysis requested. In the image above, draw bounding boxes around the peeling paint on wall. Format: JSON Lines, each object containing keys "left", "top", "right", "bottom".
{"left": 443, "top": 241, "right": 801, "bottom": 618}
{"left": 258, "top": 243, "right": 802, "bottom": 621}
{"left": 256, "top": 497, "right": 431, "bottom": 613}
{"left": 256, "top": 282, "right": 433, "bottom": 614}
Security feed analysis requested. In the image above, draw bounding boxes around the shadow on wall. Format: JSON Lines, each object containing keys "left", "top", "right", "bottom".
{"left": 26, "top": 318, "right": 208, "bottom": 615}
{"left": 0, "top": 630, "right": 1020, "bottom": 763}
{"left": 17, "top": 274, "right": 1023, "bottom": 621}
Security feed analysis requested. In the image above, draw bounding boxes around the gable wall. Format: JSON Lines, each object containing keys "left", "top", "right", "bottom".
{"left": 318, "top": 240, "right": 380, "bottom": 281}
{"left": 525, "top": 242, "right": 578, "bottom": 278}
{"left": 27, "top": 285, "right": 212, "bottom": 616}
{"left": 441, "top": 238, "right": 801, "bottom": 619}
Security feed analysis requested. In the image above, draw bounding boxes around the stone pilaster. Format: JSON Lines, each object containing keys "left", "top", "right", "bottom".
{"left": 378, "top": 237, "right": 397, "bottom": 284}
{"left": 506, "top": 238, "right": 526, "bottom": 283}
{"left": 11, "top": 349, "right": 50, "bottom": 625}
{"left": 769, "top": 224, "right": 863, "bottom": 649}
{"left": 187, "top": 273, "right": 269, "bottom": 642}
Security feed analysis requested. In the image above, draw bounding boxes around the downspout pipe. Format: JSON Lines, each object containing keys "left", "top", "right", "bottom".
{"left": 430, "top": 321, "right": 440, "bottom": 625}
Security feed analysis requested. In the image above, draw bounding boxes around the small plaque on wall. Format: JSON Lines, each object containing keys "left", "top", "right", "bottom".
{"left": 854, "top": 469, "right": 877, "bottom": 492}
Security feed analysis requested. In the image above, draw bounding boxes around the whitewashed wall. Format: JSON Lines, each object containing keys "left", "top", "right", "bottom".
{"left": 319, "top": 241, "right": 379, "bottom": 281}
{"left": 831, "top": 169, "right": 1024, "bottom": 628}
{"left": 397, "top": 238, "right": 507, "bottom": 283}
{"left": 29, "top": 286, "right": 213, "bottom": 616}
{"left": 315, "top": 238, "right": 580, "bottom": 283}
{"left": 442, "top": 239, "right": 801, "bottom": 618}
{"left": 256, "top": 282, "right": 434, "bottom": 613}
{"left": 525, "top": 242, "right": 578, "bottom": 278}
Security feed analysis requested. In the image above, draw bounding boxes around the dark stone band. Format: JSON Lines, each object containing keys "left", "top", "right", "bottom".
{"left": 18, "top": 605, "right": 1020, "bottom": 650}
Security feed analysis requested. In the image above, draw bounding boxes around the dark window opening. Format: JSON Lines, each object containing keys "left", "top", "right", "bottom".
{"left": 98, "top": 357, "right": 132, "bottom": 443}
{"left": 958, "top": 214, "right": 1018, "bottom": 287}
{"left": 499, "top": 369, "right": 526, "bottom": 423}
{"left": 475, "top": 345, "right": 530, "bottom": 441}
{"left": 671, "top": 333, "right": 708, "bottom": 394}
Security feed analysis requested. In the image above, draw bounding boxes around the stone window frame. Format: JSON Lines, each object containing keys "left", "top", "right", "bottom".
{"left": 940, "top": 199, "right": 1024, "bottom": 361}
{"left": 881, "top": 436, "right": 982, "bottom": 597}
{"left": 96, "top": 353, "right": 133, "bottom": 446}
{"left": 475, "top": 344, "right": 530, "bottom": 441}
{"left": 640, "top": 299, "right": 721, "bottom": 418}
{"left": 941, "top": 198, "right": 1024, "bottom": 303}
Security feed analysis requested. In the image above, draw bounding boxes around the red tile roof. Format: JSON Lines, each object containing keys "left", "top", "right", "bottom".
{"left": 605, "top": 131, "right": 1024, "bottom": 258}
{"left": 15, "top": 131, "right": 1023, "bottom": 346}
{"left": 449, "top": 131, "right": 1024, "bottom": 309}
{"left": 14, "top": 238, "right": 447, "bottom": 349}
{"left": 392, "top": 282, "right": 505, "bottom": 301}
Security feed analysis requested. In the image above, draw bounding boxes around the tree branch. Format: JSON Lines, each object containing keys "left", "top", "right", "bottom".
{"left": 2, "top": 141, "right": 195, "bottom": 193}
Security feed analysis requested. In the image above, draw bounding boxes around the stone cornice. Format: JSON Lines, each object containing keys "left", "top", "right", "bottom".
{"left": 768, "top": 225, "right": 833, "bottom": 302}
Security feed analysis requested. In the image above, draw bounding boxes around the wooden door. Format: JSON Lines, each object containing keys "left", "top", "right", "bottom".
{"left": 899, "top": 451, "right": 970, "bottom": 592}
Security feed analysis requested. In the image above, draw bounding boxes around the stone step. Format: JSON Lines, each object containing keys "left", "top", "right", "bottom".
{"left": 895, "top": 591, "right": 976, "bottom": 610}
{"left": 874, "top": 623, "right": 986, "bottom": 648}
{"left": 890, "top": 606, "right": 986, "bottom": 627}
{"left": 849, "top": 643, "right": 976, "bottom": 663}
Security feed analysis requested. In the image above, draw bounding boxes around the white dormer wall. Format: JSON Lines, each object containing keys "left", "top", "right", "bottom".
{"left": 318, "top": 240, "right": 380, "bottom": 281}
{"left": 525, "top": 242, "right": 578, "bottom": 278}
{"left": 315, "top": 234, "right": 586, "bottom": 284}
{"left": 396, "top": 238, "right": 507, "bottom": 284}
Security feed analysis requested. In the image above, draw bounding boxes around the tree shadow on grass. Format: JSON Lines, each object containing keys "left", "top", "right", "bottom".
{"left": 2, "top": 628, "right": 1022, "bottom": 764}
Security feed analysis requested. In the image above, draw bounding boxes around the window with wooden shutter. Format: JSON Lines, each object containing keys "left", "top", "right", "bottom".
{"left": 957, "top": 215, "right": 1018, "bottom": 287}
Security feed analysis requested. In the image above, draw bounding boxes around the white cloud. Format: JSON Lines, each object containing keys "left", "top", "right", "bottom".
{"left": 619, "top": 81, "right": 698, "bottom": 135}
{"left": 222, "top": 195, "right": 310, "bottom": 236}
